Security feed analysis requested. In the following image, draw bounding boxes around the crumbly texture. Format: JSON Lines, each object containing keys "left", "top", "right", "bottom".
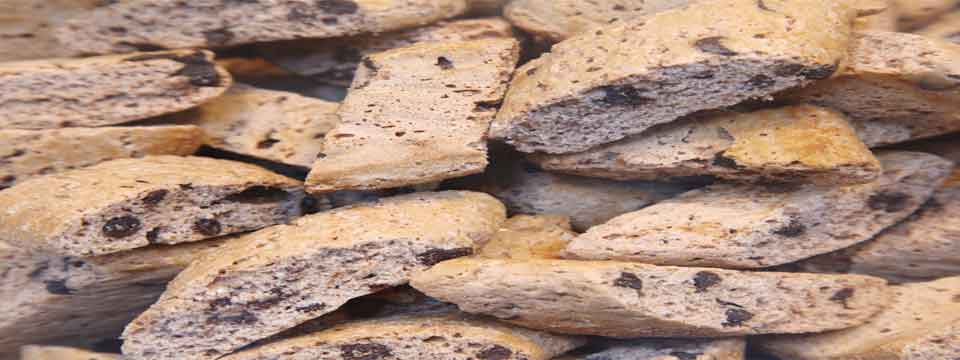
{"left": 0, "top": 0, "right": 100, "bottom": 62}
{"left": 903, "top": 322, "right": 960, "bottom": 359}
{"left": 555, "top": 338, "right": 746, "bottom": 360}
{"left": 20, "top": 346, "right": 120, "bottom": 360}
{"left": 785, "top": 31, "right": 960, "bottom": 147}
{"left": 54, "top": 0, "right": 469, "bottom": 55}
{"left": 0, "top": 156, "right": 308, "bottom": 257}
{"left": 490, "top": 0, "right": 858, "bottom": 154}
{"left": 893, "top": 0, "right": 957, "bottom": 30}
{"left": 221, "top": 311, "right": 584, "bottom": 360}
{"left": 305, "top": 39, "right": 520, "bottom": 192}
{"left": 0, "top": 50, "right": 231, "bottom": 130}
{"left": 478, "top": 215, "right": 577, "bottom": 259}
{"left": 410, "top": 258, "right": 890, "bottom": 337}
{"left": 261, "top": 18, "right": 516, "bottom": 86}
{"left": 173, "top": 84, "right": 340, "bottom": 168}
{"left": 918, "top": 10, "right": 960, "bottom": 45}
{"left": 565, "top": 151, "right": 953, "bottom": 269}
{"left": 757, "top": 276, "right": 960, "bottom": 360}
{"left": 121, "top": 191, "right": 506, "bottom": 360}
{"left": 531, "top": 105, "right": 881, "bottom": 185}
{"left": 793, "top": 170, "right": 960, "bottom": 283}
{"left": 0, "top": 126, "right": 205, "bottom": 191}
{"left": 0, "top": 239, "right": 228, "bottom": 360}
{"left": 504, "top": 0, "right": 693, "bottom": 42}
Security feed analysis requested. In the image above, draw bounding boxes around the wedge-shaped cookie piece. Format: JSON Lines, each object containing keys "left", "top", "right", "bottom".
{"left": 504, "top": 0, "right": 693, "bottom": 42}
{"left": 121, "top": 191, "right": 506, "bottom": 360}
{"left": 175, "top": 84, "right": 339, "bottom": 168}
{"left": 0, "top": 156, "right": 308, "bottom": 257}
{"left": 757, "top": 276, "right": 960, "bottom": 360}
{"left": 261, "top": 18, "right": 516, "bottom": 86}
{"left": 0, "top": 239, "right": 227, "bottom": 359}
{"left": 0, "top": 0, "right": 100, "bottom": 62}
{"left": 411, "top": 258, "right": 890, "bottom": 337}
{"left": 306, "top": 39, "right": 520, "bottom": 192}
{"left": 532, "top": 105, "right": 881, "bottom": 185}
{"left": 566, "top": 151, "right": 953, "bottom": 268}
{"left": 55, "top": 0, "right": 469, "bottom": 55}
{"left": 20, "top": 346, "right": 120, "bottom": 360}
{"left": 221, "top": 311, "right": 584, "bottom": 360}
{"left": 894, "top": 0, "right": 957, "bottom": 30}
{"left": 478, "top": 215, "right": 576, "bottom": 259}
{"left": 490, "top": 0, "right": 857, "bottom": 154}
{"left": 0, "top": 126, "right": 205, "bottom": 191}
{"left": 786, "top": 31, "right": 960, "bottom": 147}
{"left": 918, "top": 10, "right": 960, "bottom": 44}
{"left": 555, "top": 338, "right": 745, "bottom": 360}
{"left": 0, "top": 50, "right": 231, "bottom": 130}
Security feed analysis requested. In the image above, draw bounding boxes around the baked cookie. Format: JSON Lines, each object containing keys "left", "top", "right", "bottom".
{"left": 477, "top": 215, "right": 577, "bottom": 259}
{"left": 174, "top": 84, "right": 339, "bottom": 168}
{"left": 0, "top": 50, "right": 231, "bottom": 130}
{"left": 305, "top": 39, "right": 520, "bottom": 192}
{"left": 0, "top": 126, "right": 205, "bottom": 191}
{"left": 20, "top": 346, "right": 119, "bottom": 360}
{"left": 121, "top": 191, "right": 506, "bottom": 360}
{"left": 565, "top": 151, "right": 953, "bottom": 269}
{"left": 757, "top": 276, "right": 960, "bottom": 359}
{"left": 221, "top": 311, "right": 584, "bottom": 360}
{"left": 261, "top": 18, "right": 516, "bottom": 86}
{"left": 531, "top": 105, "right": 881, "bottom": 185}
{"left": 785, "top": 31, "right": 960, "bottom": 147}
{"left": 410, "top": 258, "right": 890, "bottom": 337}
{"left": 894, "top": 0, "right": 958, "bottom": 30}
{"left": 0, "top": 156, "right": 309, "bottom": 257}
{"left": 504, "top": 0, "right": 693, "bottom": 42}
{"left": 0, "top": 239, "right": 228, "bottom": 360}
{"left": 54, "top": 0, "right": 469, "bottom": 55}
{"left": 555, "top": 338, "right": 745, "bottom": 360}
{"left": 490, "top": 0, "right": 858, "bottom": 154}
{"left": 918, "top": 10, "right": 960, "bottom": 44}
{"left": 0, "top": 0, "right": 100, "bottom": 62}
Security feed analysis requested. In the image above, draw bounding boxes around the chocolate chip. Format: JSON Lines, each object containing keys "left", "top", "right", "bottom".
{"left": 316, "top": 0, "right": 359, "bottom": 15}
{"left": 526, "top": 67, "right": 538, "bottom": 76}
{"left": 799, "top": 63, "right": 838, "bottom": 80}
{"left": 747, "top": 74, "right": 776, "bottom": 88}
{"left": 436, "top": 56, "right": 454, "bottom": 70}
{"left": 45, "top": 279, "right": 73, "bottom": 295}
{"left": 830, "top": 287, "right": 855, "bottom": 308}
{"left": 175, "top": 62, "right": 222, "bottom": 87}
{"left": 670, "top": 352, "right": 704, "bottom": 360}
{"left": 694, "top": 37, "right": 738, "bottom": 56}
{"left": 693, "top": 271, "right": 722, "bottom": 292}
{"left": 712, "top": 152, "right": 741, "bottom": 169}
{"left": 256, "top": 138, "right": 280, "bottom": 149}
{"left": 613, "top": 272, "right": 643, "bottom": 292}
{"left": 597, "top": 85, "right": 653, "bottom": 106}
{"left": 416, "top": 248, "right": 473, "bottom": 266}
{"left": 772, "top": 219, "right": 806, "bottom": 237}
{"left": 296, "top": 303, "right": 326, "bottom": 312}
{"left": 102, "top": 216, "right": 142, "bottom": 238}
{"left": 340, "top": 343, "right": 391, "bottom": 360}
{"left": 477, "top": 345, "right": 512, "bottom": 360}
{"left": 203, "top": 28, "right": 234, "bottom": 46}
{"left": 141, "top": 189, "right": 168, "bottom": 205}
{"left": 193, "top": 218, "right": 222, "bottom": 236}
{"left": 757, "top": 0, "right": 775, "bottom": 11}
{"left": 0, "top": 175, "right": 16, "bottom": 190}
{"left": 868, "top": 191, "right": 911, "bottom": 213}
{"left": 722, "top": 308, "right": 753, "bottom": 327}
{"left": 146, "top": 227, "right": 161, "bottom": 244}
{"left": 225, "top": 186, "right": 291, "bottom": 204}
{"left": 775, "top": 63, "right": 806, "bottom": 77}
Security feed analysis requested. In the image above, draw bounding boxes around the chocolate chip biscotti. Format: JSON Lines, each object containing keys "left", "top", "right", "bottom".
{"left": 411, "top": 258, "right": 890, "bottom": 337}
{"left": 0, "top": 156, "right": 308, "bottom": 257}
{"left": 565, "top": 151, "right": 953, "bottom": 268}
{"left": 491, "top": 0, "right": 857, "bottom": 154}
{"left": 0, "top": 125, "right": 205, "bottom": 191}
{"left": 0, "top": 50, "right": 231, "bottom": 130}
{"left": 54, "top": 0, "right": 469, "bottom": 55}
{"left": 121, "top": 191, "right": 505, "bottom": 360}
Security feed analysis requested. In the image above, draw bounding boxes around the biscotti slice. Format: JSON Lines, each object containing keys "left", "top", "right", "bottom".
{"left": 477, "top": 215, "right": 577, "bottom": 259}
{"left": 785, "top": 31, "right": 960, "bottom": 147}
{"left": 918, "top": 10, "right": 960, "bottom": 44}
{"left": 173, "top": 84, "right": 339, "bottom": 168}
{"left": 894, "top": 0, "right": 957, "bottom": 30}
{"left": 0, "top": 238, "right": 228, "bottom": 359}
{"left": 0, "top": 125, "right": 205, "bottom": 191}
{"left": 221, "top": 311, "right": 584, "bottom": 360}
{"left": 20, "top": 346, "right": 120, "bottom": 360}
{"left": 757, "top": 276, "right": 960, "bottom": 360}
{"left": 0, "top": 50, "right": 231, "bottom": 130}
{"left": 0, "top": 0, "right": 100, "bottom": 62}
{"left": 411, "top": 258, "right": 890, "bottom": 337}
{"left": 555, "top": 338, "right": 745, "bottom": 360}
{"left": 121, "top": 191, "right": 506, "bottom": 360}
{"left": 0, "top": 156, "right": 309, "bottom": 257}
{"left": 504, "top": 0, "right": 693, "bottom": 43}
{"left": 261, "top": 18, "right": 516, "bottom": 86}
{"left": 490, "top": 0, "right": 858, "bottom": 154}
{"left": 305, "top": 39, "right": 520, "bottom": 192}
{"left": 531, "top": 105, "right": 881, "bottom": 185}
{"left": 55, "top": 0, "right": 468, "bottom": 55}
{"left": 565, "top": 151, "right": 953, "bottom": 268}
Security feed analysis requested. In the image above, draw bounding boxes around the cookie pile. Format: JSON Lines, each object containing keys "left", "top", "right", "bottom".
{"left": 1, "top": 0, "right": 959, "bottom": 359}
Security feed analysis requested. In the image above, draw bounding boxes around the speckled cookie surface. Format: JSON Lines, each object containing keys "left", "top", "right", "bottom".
{"left": 504, "top": 0, "right": 694, "bottom": 42}
{"left": 0, "top": 0, "right": 101, "bottom": 62}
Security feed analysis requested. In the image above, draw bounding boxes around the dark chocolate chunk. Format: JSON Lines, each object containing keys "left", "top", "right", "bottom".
{"left": 722, "top": 308, "right": 754, "bottom": 327}
{"left": 45, "top": 279, "right": 74, "bottom": 295}
{"left": 757, "top": 0, "right": 775, "bottom": 11}
{"left": 799, "top": 63, "right": 838, "bottom": 80}
{"left": 256, "top": 138, "right": 280, "bottom": 149}
{"left": 771, "top": 219, "right": 806, "bottom": 237}
{"left": 774, "top": 63, "right": 806, "bottom": 77}
{"left": 340, "top": 343, "right": 392, "bottom": 360}
{"left": 829, "top": 287, "right": 855, "bottom": 308}
{"left": 102, "top": 216, "right": 142, "bottom": 238}
{"left": 416, "top": 248, "right": 474, "bottom": 266}
{"left": 146, "top": 227, "right": 162, "bottom": 244}
{"left": 694, "top": 37, "right": 738, "bottom": 56}
{"left": 597, "top": 85, "right": 654, "bottom": 106}
{"left": 316, "top": 0, "right": 360, "bottom": 15}
{"left": 711, "top": 152, "right": 742, "bottom": 169}
{"left": 193, "top": 218, "right": 222, "bottom": 236}
{"left": 0, "top": 175, "right": 16, "bottom": 190}
{"left": 867, "top": 191, "right": 911, "bottom": 213}
{"left": 436, "top": 56, "right": 454, "bottom": 70}
{"left": 693, "top": 271, "right": 722, "bottom": 292}
{"left": 175, "top": 62, "right": 222, "bottom": 87}
{"left": 296, "top": 303, "right": 326, "bottom": 312}
{"left": 141, "top": 189, "right": 169, "bottom": 205}
{"left": 225, "top": 186, "right": 291, "bottom": 204}
{"left": 477, "top": 345, "right": 513, "bottom": 360}
{"left": 613, "top": 272, "right": 643, "bottom": 292}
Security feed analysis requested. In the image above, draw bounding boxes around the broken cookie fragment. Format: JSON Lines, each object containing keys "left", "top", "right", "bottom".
{"left": 504, "top": 0, "right": 694, "bottom": 43}
{"left": 531, "top": 105, "right": 881, "bottom": 185}
{"left": 305, "top": 39, "right": 520, "bottom": 192}
{"left": 0, "top": 156, "right": 308, "bottom": 257}
{"left": 565, "top": 151, "right": 953, "bottom": 268}
{"left": 411, "top": 258, "right": 890, "bottom": 337}
{"left": 121, "top": 191, "right": 506, "bottom": 360}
